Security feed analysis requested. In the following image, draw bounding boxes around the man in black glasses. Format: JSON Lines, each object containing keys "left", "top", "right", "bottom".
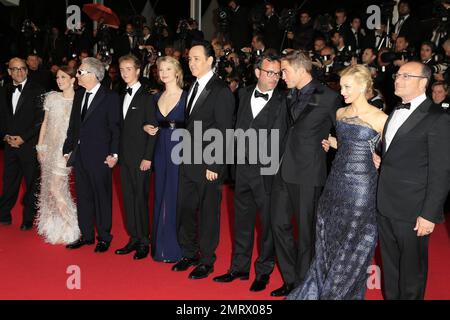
{"left": 0, "top": 57, "right": 44, "bottom": 230}
{"left": 374, "top": 61, "right": 450, "bottom": 299}
{"left": 213, "top": 50, "right": 287, "bottom": 292}
{"left": 63, "top": 57, "right": 121, "bottom": 253}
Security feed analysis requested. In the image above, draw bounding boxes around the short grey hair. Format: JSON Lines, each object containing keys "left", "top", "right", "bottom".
{"left": 81, "top": 57, "right": 105, "bottom": 82}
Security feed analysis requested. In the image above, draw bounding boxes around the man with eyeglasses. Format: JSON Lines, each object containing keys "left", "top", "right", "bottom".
{"left": 270, "top": 51, "right": 340, "bottom": 296}
{"left": 63, "top": 57, "right": 121, "bottom": 253}
{"left": 0, "top": 57, "right": 44, "bottom": 230}
{"left": 213, "top": 50, "right": 287, "bottom": 292}
{"left": 374, "top": 61, "right": 450, "bottom": 299}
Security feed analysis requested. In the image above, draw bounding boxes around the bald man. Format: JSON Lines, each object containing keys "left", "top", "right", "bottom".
{"left": 375, "top": 61, "right": 450, "bottom": 299}
{"left": 0, "top": 58, "right": 45, "bottom": 230}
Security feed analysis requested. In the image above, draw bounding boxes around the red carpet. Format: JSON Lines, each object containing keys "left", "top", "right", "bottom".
{"left": 0, "top": 150, "right": 449, "bottom": 300}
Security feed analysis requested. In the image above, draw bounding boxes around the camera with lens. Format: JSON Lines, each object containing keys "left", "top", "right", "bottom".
{"left": 335, "top": 46, "right": 360, "bottom": 65}
{"left": 279, "top": 8, "right": 298, "bottom": 32}
{"left": 380, "top": 48, "right": 416, "bottom": 64}
{"left": 217, "top": 7, "right": 231, "bottom": 32}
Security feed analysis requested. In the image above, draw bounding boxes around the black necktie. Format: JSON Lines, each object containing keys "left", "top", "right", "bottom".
{"left": 254, "top": 90, "right": 269, "bottom": 101}
{"left": 396, "top": 102, "right": 411, "bottom": 110}
{"left": 126, "top": 87, "right": 133, "bottom": 96}
{"left": 186, "top": 81, "right": 199, "bottom": 116}
{"left": 81, "top": 92, "right": 92, "bottom": 121}
{"left": 13, "top": 84, "right": 22, "bottom": 93}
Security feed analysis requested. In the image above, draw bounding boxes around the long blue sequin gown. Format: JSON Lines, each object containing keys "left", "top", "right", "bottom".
{"left": 151, "top": 91, "right": 187, "bottom": 262}
{"left": 287, "top": 116, "right": 380, "bottom": 300}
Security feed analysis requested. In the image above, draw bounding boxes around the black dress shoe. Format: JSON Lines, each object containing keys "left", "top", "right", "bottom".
{"left": 250, "top": 275, "right": 270, "bottom": 292}
{"left": 66, "top": 238, "right": 95, "bottom": 249}
{"left": 115, "top": 241, "right": 138, "bottom": 255}
{"left": 94, "top": 241, "right": 110, "bottom": 253}
{"left": 189, "top": 264, "right": 214, "bottom": 280}
{"left": 213, "top": 271, "right": 249, "bottom": 282}
{"left": 133, "top": 245, "right": 149, "bottom": 260}
{"left": 20, "top": 222, "right": 33, "bottom": 231}
{"left": 172, "top": 257, "right": 199, "bottom": 272}
{"left": 270, "top": 283, "right": 294, "bottom": 297}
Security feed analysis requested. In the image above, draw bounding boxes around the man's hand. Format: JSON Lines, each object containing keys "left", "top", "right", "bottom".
{"left": 104, "top": 155, "right": 118, "bottom": 168}
{"left": 414, "top": 216, "right": 435, "bottom": 237}
{"left": 143, "top": 124, "right": 159, "bottom": 136}
{"left": 372, "top": 153, "right": 381, "bottom": 169}
{"left": 140, "top": 160, "right": 152, "bottom": 171}
{"left": 434, "top": 73, "right": 445, "bottom": 81}
{"left": 312, "top": 59, "right": 323, "bottom": 69}
{"left": 321, "top": 139, "right": 331, "bottom": 152}
{"left": 206, "top": 169, "right": 218, "bottom": 181}
{"left": 7, "top": 136, "right": 24, "bottom": 148}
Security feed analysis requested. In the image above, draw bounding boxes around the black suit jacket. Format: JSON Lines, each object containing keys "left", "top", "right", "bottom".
{"left": 0, "top": 80, "right": 44, "bottom": 158}
{"left": 235, "top": 85, "right": 288, "bottom": 192}
{"left": 63, "top": 85, "right": 121, "bottom": 168}
{"left": 181, "top": 75, "right": 235, "bottom": 182}
{"left": 395, "top": 16, "right": 422, "bottom": 47}
{"left": 377, "top": 99, "right": 450, "bottom": 224}
{"left": 119, "top": 85, "right": 158, "bottom": 168}
{"left": 280, "top": 79, "right": 340, "bottom": 186}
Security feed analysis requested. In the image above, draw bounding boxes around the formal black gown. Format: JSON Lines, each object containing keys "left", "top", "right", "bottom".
{"left": 287, "top": 116, "right": 380, "bottom": 300}
{"left": 151, "top": 91, "right": 187, "bottom": 262}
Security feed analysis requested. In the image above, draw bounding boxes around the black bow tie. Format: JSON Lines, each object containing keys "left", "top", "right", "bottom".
{"left": 396, "top": 102, "right": 411, "bottom": 110}
{"left": 126, "top": 87, "right": 133, "bottom": 96}
{"left": 254, "top": 90, "right": 269, "bottom": 101}
{"left": 13, "top": 84, "right": 22, "bottom": 93}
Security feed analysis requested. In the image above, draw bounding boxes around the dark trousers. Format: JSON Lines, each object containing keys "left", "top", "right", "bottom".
{"left": 270, "top": 171, "right": 322, "bottom": 285}
{"left": 74, "top": 152, "right": 113, "bottom": 243}
{"left": 0, "top": 147, "right": 38, "bottom": 223}
{"left": 120, "top": 163, "right": 151, "bottom": 245}
{"left": 177, "top": 170, "right": 222, "bottom": 266}
{"left": 377, "top": 214, "right": 429, "bottom": 300}
{"left": 231, "top": 164, "right": 275, "bottom": 277}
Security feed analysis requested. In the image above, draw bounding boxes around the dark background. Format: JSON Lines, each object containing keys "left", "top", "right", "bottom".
{"left": 0, "top": 0, "right": 435, "bottom": 33}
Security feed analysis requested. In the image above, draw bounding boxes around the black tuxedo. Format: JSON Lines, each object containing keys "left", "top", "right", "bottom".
{"left": 63, "top": 85, "right": 121, "bottom": 243}
{"left": 271, "top": 79, "right": 340, "bottom": 286}
{"left": 177, "top": 74, "right": 235, "bottom": 266}
{"left": 394, "top": 15, "right": 422, "bottom": 48}
{"left": 119, "top": 85, "right": 157, "bottom": 246}
{"left": 231, "top": 86, "right": 287, "bottom": 277}
{"left": 0, "top": 80, "right": 44, "bottom": 224}
{"left": 377, "top": 99, "right": 450, "bottom": 299}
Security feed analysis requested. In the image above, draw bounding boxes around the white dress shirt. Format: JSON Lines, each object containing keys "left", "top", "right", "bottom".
{"left": 187, "top": 70, "right": 214, "bottom": 114}
{"left": 123, "top": 81, "right": 141, "bottom": 119}
{"left": 250, "top": 85, "right": 274, "bottom": 118}
{"left": 12, "top": 78, "right": 27, "bottom": 115}
{"left": 385, "top": 93, "right": 427, "bottom": 151}
{"left": 81, "top": 82, "right": 101, "bottom": 114}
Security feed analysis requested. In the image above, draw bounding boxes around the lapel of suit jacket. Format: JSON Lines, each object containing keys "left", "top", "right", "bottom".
{"left": 264, "top": 90, "right": 282, "bottom": 130}
{"left": 384, "top": 99, "right": 432, "bottom": 157}
{"left": 14, "top": 81, "right": 32, "bottom": 116}
{"left": 6, "top": 85, "right": 14, "bottom": 116}
{"left": 124, "top": 85, "right": 144, "bottom": 122}
{"left": 294, "top": 84, "right": 322, "bottom": 124}
{"left": 236, "top": 86, "right": 254, "bottom": 128}
{"left": 83, "top": 85, "right": 106, "bottom": 123}
{"left": 381, "top": 111, "right": 394, "bottom": 156}
{"left": 187, "top": 76, "right": 215, "bottom": 125}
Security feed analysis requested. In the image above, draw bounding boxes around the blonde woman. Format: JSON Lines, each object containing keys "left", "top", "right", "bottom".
{"left": 35, "top": 66, "right": 80, "bottom": 244}
{"left": 287, "top": 64, "right": 387, "bottom": 300}
{"left": 143, "top": 56, "right": 186, "bottom": 262}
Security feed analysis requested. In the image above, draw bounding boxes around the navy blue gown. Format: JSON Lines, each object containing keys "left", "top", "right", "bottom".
{"left": 151, "top": 91, "right": 187, "bottom": 262}
{"left": 287, "top": 116, "right": 380, "bottom": 300}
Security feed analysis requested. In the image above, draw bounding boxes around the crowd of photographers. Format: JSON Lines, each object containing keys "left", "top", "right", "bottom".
{"left": 1, "top": 0, "right": 449, "bottom": 114}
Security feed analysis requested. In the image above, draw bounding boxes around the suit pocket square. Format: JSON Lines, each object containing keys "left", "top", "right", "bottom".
{"left": 131, "top": 106, "right": 137, "bottom": 110}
